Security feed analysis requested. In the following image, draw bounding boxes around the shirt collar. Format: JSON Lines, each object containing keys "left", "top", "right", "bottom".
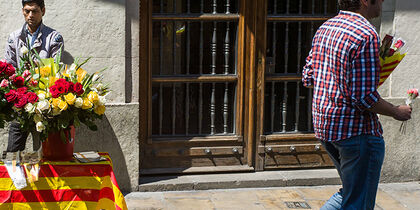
{"left": 338, "top": 10, "right": 370, "bottom": 23}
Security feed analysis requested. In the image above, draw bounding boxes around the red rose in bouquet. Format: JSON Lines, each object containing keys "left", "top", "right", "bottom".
{"left": 5, "top": 89, "right": 18, "bottom": 103}
{"left": 73, "top": 82, "right": 84, "bottom": 96}
{"left": 13, "top": 76, "right": 25, "bottom": 88}
{"left": 26, "top": 92, "right": 39, "bottom": 104}
{"left": 14, "top": 95, "right": 28, "bottom": 108}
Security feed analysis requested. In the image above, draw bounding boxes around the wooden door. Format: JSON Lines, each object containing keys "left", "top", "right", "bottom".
{"left": 254, "top": 0, "right": 338, "bottom": 170}
{"left": 140, "top": 0, "right": 251, "bottom": 174}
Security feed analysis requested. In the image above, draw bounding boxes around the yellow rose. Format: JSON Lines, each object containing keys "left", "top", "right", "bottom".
{"left": 76, "top": 68, "right": 87, "bottom": 83}
{"left": 58, "top": 99, "right": 68, "bottom": 111}
{"left": 94, "top": 105, "right": 106, "bottom": 115}
{"left": 64, "top": 93, "right": 76, "bottom": 105}
{"left": 87, "top": 91, "right": 99, "bottom": 104}
{"left": 51, "top": 98, "right": 61, "bottom": 109}
{"left": 37, "top": 66, "right": 51, "bottom": 77}
{"left": 82, "top": 98, "right": 93, "bottom": 110}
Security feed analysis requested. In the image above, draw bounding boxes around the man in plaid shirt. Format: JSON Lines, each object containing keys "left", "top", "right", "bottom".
{"left": 302, "top": 0, "right": 411, "bottom": 209}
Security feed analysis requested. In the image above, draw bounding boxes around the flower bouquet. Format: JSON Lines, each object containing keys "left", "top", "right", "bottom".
{"left": 378, "top": 34, "right": 407, "bottom": 87}
{"left": 0, "top": 45, "right": 109, "bottom": 153}
{"left": 399, "top": 88, "right": 418, "bottom": 134}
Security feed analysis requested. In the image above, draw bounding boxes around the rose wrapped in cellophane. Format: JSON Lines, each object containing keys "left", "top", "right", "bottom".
{"left": 378, "top": 34, "right": 407, "bottom": 87}
{"left": 399, "top": 88, "right": 418, "bottom": 134}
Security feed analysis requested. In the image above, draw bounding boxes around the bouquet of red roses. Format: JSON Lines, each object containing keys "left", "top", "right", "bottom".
{"left": 378, "top": 34, "right": 407, "bottom": 87}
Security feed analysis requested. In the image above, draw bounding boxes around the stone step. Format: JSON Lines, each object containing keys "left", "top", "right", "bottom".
{"left": 139, "top": 169, "right": 341, "bottom": 192}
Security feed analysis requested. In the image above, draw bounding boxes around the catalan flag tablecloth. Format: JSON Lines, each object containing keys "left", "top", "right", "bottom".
{"left": 0, "top": 152, "right": 127, "bottom": 210}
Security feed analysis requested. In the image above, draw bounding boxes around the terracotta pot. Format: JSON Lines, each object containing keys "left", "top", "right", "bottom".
{"left": 42, "top": 125, "right": 75, "bottom": 161}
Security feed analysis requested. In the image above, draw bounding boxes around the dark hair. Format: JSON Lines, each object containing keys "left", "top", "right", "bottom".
{"left": 22, "top": 0, "right": 45, "bottom": 9}
{"left": 338, "top": 0, "right": 361, "bottom": 12}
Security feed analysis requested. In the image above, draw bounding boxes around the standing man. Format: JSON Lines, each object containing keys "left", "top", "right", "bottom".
{"left": 5, "top": 0, "right": 64, "bottom": 152}
{"left": 302, "top": 0, "right": 411, "bottom": 209}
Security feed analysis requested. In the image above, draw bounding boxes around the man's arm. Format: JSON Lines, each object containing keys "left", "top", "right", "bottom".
{"left": 50, "top": 33, "right": 64, "bottom": 60}
{"left": 368, "top": 97, "right": 411, "bottom": 121}
{"left": 4, "top": 34, "right": 17, "bottom": 68}
{"left": 302, "top": 49, "right": 314, "bottom": 88}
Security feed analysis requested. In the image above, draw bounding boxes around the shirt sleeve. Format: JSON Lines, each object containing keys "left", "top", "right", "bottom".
{"left": 302, "top": 49, "right": 314, "bottom": 87}
{"left": 4, "top": 34, "right": 17, "bottom": 68}
{"left": 50, "top": 32, "right": 64, "bottom": 60}
{"left": 350, "top": 34, "right": 381, "bottom": 111}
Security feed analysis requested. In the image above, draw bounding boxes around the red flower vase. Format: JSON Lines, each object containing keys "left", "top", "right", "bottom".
{"left": 42, "top": 126, "right": 75, "bottom": 161}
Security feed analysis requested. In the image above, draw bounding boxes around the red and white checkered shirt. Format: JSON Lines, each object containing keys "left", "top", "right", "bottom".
{"left": 302, "top": 10, "right": 383, "bottom": 142}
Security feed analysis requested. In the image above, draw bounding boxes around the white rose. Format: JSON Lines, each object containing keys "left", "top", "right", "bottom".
{"left": 74, "top": 97, "right": 83, "bottom": 108}
{"left": 36, "top": 100, "right": 50, "bottom": 112}
{"left": 24, "top": 103, "right": 35, "bottom": 114}
{"left": 34, "top": 114, "right": 43, "bottom": 123}
{"left": 36, "top": 122, "right": 45, "bottom": 132}
{"left": 38, "top": 93, "right": 46, "bottom": 100}
{"left": 98, "top": 96, "right": 106, "bottom": 106}
{"left": 20, "top": 46, "right": 29, "bottom": 55}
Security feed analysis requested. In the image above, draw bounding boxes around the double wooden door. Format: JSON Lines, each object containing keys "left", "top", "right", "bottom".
{"left": 140, "top": 0, "right": 337, "bottom": 175}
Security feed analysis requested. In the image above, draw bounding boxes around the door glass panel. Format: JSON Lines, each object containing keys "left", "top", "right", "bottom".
{"left": 151, "top": 0, "right": 240, "bottom": 137}
{"left": 263, "top": 0, "right": 337, "bottom": 134}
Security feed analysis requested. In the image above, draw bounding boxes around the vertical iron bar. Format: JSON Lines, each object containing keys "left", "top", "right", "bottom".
{"left": 272, "top": 23, "right": 277, "bottom": 73}
{"left": 324, "top": 0, "right": 328, "bottom": 15}
{"left": 187, "top": 0, "right": 190, "bottom": 13}
{"left": 308, "top": 90, "right": 313, "bottom": 131}
{"left": 173, "top": 22, "right": 177, "bottom": 75}
{"left": 211, "top": 83, "right": 216, "bottom": 135}
{"left": 286, "top": 0, "right": 290, "bottom": 14}
{"left": 282, "top": 82, "right": 288, "bottom": 132}
{"left": 284, "top": 22, "right": 289, "bottom": 73}
{"left": 223, "top": 22, "right": 230, "bottom": 134}
{"left": 172, "top": 84, "right": 176, "bottom": 135}
{"left": 299, "top": 0, "right": 302, "bottom": 14}
{"left": 159, "top": 85, "right": 163, "bottom": 135}
{"left": 174, "top": 0, "right": 177, "bottom": 13}
{"left": 270, "top": 82, "right": 275, "bottom": 133}
{"left": 273, "top": 0, "right": 277, "bottom": 14}
{"left": 297, "top": 22, "right": 302, "bottom": 72}
{"left": 198, "top": 21, "right": 203, "bottom": 134}
{"left": 186, "top": 84, "right": 189, "bottom": 135}
{"left": 226, "top": 0, "right": 230, "bottom": 14}
{"left": 312, "top": 0, "right": 315, "bottom": 14}
{"left": 201, "top": 0, "right": 204, "bottom": 13}
{"left": 213, "top": 0, "right": 217, "bottom": 14}
{"left": 295, "top": 81, "right": 300, "bottom": 132}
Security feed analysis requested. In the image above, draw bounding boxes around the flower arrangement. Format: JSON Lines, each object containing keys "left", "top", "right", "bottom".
{"left": 399, "top": 88, "right": 418, "bottom": 134}
{"left": 0, "top": 46, "right": 109, "bottom": 141}
{"left": 378, "top": 34, "right": 407, "bottom": 87}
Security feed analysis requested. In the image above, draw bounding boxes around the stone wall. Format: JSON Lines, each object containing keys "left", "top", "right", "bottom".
{"left": 378, "top": 0, "right": 420, "bottom": 183}
{"left": 0, "top": 0, "right": 140, "bottom": 192}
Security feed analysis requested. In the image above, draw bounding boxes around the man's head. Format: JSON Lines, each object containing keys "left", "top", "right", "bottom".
{"left": 339, "top": 0, "right": 384, "bottom": 19}
{"left": 22, "top": 0, "right": 45, "bottom": 32}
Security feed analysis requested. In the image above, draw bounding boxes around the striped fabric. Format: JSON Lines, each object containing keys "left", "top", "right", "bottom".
{"left": 0, "top": 153, "right": 127, "bottom": 210}
{"left": 302, "top": 10, "right": 383, "bottom": 142}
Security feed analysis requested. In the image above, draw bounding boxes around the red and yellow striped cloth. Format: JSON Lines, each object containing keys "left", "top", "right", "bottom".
{"left": 0, "top": 152, "right": 127, "bottom": 210}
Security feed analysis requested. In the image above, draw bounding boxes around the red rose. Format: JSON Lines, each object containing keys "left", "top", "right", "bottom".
{"left": 73, "top": 82, "right": 84, "bottom": 96}
{"left": 5, "top": 89, "right": 18, "bottom": 102}
{"left": 0, "top": 62, "right": 6, "bottom": 75}
{"left": 5, "top": 64, "right": 15, "bottom": 77}
{"left": 64, "top": 82, "right": 74, "bottom": 93}
{"left": 14, "top": 95, "right": 28, "bottom": 108}
{"left": 26, "top": 92, "right": 38, "bottom": 103}
{"left": 49, "top": 86, "right": 60, "bottom": 98}
{"left": 17, "top": 87, "right": 28, "bottom": 94}
{"left": 56, "top": 83, "right": 65, "bottom": 94}
{"left": 55, "top": 78, "right": 67, "bottom": 86}
{"left": 13, "top": 76, "right": 25, "bottom": 88}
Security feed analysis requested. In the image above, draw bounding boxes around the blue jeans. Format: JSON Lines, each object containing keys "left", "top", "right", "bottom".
{"left": 320, "top": 135, "right": 385, "bottom": 210}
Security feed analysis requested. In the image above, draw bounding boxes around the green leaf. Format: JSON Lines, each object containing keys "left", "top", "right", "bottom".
{"left": 60, "top": 130, "right": 67, "bottom": 144}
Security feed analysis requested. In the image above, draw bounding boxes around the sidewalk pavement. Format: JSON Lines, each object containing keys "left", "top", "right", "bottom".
{"left": 125, "top": 182, "right": 420, "bottom": 210}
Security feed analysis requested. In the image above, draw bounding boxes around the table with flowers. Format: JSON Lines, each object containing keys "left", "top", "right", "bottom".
{"left": 0, "top": 152, "right": 127, "bottom": 209}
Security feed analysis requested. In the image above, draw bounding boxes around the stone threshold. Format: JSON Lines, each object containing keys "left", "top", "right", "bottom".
{"left": 139, "top": 168, "right": 341, "bottom": 192}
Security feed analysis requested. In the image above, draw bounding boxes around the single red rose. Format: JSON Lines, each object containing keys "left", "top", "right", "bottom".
{"left": 63, "top": 81, "right": 74, "bottom": 93}
{"left": 5, "top": 64, "right": 16, "bottom": 77}
{"left": 0, "top": 62, "right": 6, "bottom": 75}
{"left": 13, "top": 76, "right": 25, "bottom": 88}
{"left": 26, "top": 92, "right": 39, "bottom": 103}
{"left": 55, "top": 78, "right": 67, "bottom": 86}
{"left": 17, "top": 87, "right": 28, "bottom": 94}
{"left": 49, "top": 86, "right": 60, "bottom": 98}
{"left": 14, "top": 95, "right": 28, "bottom": 108}
{"left": 56, "top": 83, "right": 65, "bottom": 94}
{"left": 73, "top": 82, "right": 84, "bottom": 95}
{"left": 5, "top": 89, "right": 18, "bottom": 102}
